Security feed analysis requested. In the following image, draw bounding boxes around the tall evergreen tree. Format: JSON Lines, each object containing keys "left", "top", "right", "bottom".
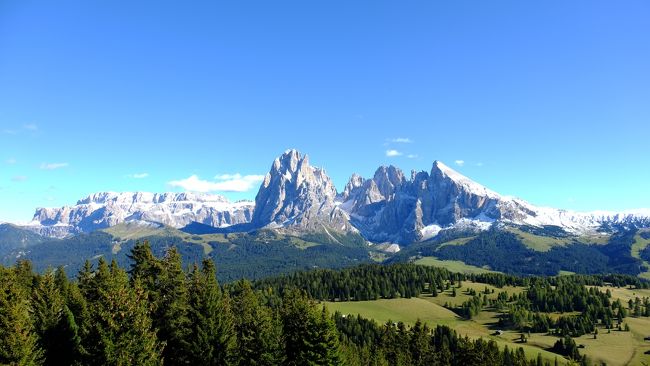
{"left": 186, "top": 260, "right": 236, "bottom": 366}
{"left": 128, "top": 240, "right": 160, "bottom": 292}
{"left": 231, "top": 280, "right": 282, "bottom": 366}
{"left": 0, "top": 266, "right": 43, "bottom": 366}
{"left": 281, "top": 289, "right": 342, "bottom": 366}
{"left": 85, "top": 259, "right": 162, "bottom": 365}
{"left": 155, "top": 247, "right": 191, "bottom": 366}
{"left": 32, "top": 269, "right": 83, "bottom": 365}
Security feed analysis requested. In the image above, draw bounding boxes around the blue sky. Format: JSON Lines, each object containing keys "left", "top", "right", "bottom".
{"left": 1, "top": 0, "right": 649, "bottom": 222}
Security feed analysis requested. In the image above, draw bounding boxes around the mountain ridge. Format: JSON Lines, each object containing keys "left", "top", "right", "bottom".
{"left": 21, "top": 150, "right": 650, "bottom": 243}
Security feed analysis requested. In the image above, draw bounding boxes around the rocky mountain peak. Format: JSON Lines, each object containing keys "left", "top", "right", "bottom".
{"left": 340, "top": 174, "right": 365, "bottom": 201}
{"left": 252, "top": 150, "right": 347, "bottom": 231}
{"left": 430, "top": 160, "right": 500, "bottom": 199}
{"left": 372, "top": 165, "right": 406, "bottom": 199}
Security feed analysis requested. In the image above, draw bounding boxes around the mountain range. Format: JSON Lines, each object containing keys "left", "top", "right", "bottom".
{"left": 3, "top": 149, "right": 650, "bottom": 280}
{"left": 21, "top": 149, "right": 650, "bottom": 244}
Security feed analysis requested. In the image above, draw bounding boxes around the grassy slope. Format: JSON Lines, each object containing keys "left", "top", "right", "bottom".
{"left": 436, "top": 236, "right": 476, "bottom": 249}
{"left": 631, "top": 229, "right": 650, "bottom": 280}
{"left": 505, "top": 228, "right": 609, "bottom": 252}
{"left": 414, "top": 257, "right": 499, "bottom": 274}
{"left": 325, "top": 281, "right": 650, "bottom": 366}
{"left": 505, "top": 228, "right": 573, "bottom": 252}
{"left": 102, "top": 223, "right": 333, "bottom": 256}
{"left": 103, "top": 223, "right": 220, "bottom": 254}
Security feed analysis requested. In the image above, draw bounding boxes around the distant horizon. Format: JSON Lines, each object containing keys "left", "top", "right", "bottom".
{"left": 2, "top": 1, "right": 649, "bottom": 221}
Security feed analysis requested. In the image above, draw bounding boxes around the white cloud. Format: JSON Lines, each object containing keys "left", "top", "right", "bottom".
{"left": 476, "top": 162, "right": 484, "bottom": 167}
{"left": 5, "top": 158, "right": 16, "bottom": 165}
{"left": 388, "top": 137, "right": 412, "bottom": 143}
{"left": 454, "top": 160, "right": 465, "bottom": 167}
{"left": 386, "top": 137, "right": 413, "bottom": 144}
{"left": 169, "top": 173, "right": 264, "bottom": 193}
{"left": 128, "top": 173, "right": 149, "bottom": 179}
{"left": 386, "top": 150, "right": 403, "bottom": 157}
{"left": 40, "top": 162, "right": 69, "bottom": 170}
{"left": 11, "top": 175, "right": 27, "bottom": 182}
{"left": 24, "top": 124, "right": 38, "bottom": 131}
{"left": 407, "top": 154, "right": 418, "bottom": 159}
{"left": 214, "top": 173, "right": 242, "bottom": 180}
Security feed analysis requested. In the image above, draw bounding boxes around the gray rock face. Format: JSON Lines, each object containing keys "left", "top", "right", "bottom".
{"left": 341, "top": 160, "right": 650, "bottom": 243}
{"left": 341, "top": 161, "right": 539, "bottom": 243}
{"left": 28, "top": 192, "right": 254, "bottom": 238}
{"left": 252, "top": 149, "right": 354, "bottom": 232}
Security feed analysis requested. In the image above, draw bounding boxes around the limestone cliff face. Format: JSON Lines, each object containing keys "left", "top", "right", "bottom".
{"left": 341, "top": 161, "right": 513, "bottom": 243}
{"left": 252, "top": 149, "right": 353, "bottom": 232}
{"left": 29, "top": 192, "right": 253, "bottom": 238}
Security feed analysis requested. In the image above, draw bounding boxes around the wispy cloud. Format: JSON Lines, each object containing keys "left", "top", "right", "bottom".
{"left": 454, "top": 160, "right": 465, "bottom": 167}
{"left": 40, "top": 162, "right": 69, "bottom": 170}
{"left": 11, "top": 175, "right": 28, "bottom": 182}
{"left": 5, "top": 158, "right": 16, "bottom": 165}
{"left": 476, "top": 162, "right": 484, "bottom": 167}
{"left": 386, "top": 150, "right": 403, "bottom": 157}
{"left": 127, "top": 173, "right": 149, "bottom": 179}
{"left": 169, "top": 173, "right": 265, "bottom": 193}
{"left": 388, "top": 137, "right": 412, "bottom": 143}
{"left": 3, "top": 124, "right": 38, "bottom": 135}
{"left": 407, "top": 154, "right": 418, "bottom": 159}
{"left": 386, "top": 137, "right": 413, "bottom": 144}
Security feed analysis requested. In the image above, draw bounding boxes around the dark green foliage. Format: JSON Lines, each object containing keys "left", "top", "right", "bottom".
{"left": 231, "top": 280, "right": 282, "bottom": 366}
{"left": 280, "top": 290, "right": 342, "bottom": 366}
{"left": 0, "top": 224, "right": 45, "bottom": 265}
{"left": 393, "top": 228, "right": 648, "bottom": 276}
{"left": 516, "top": 225, "right": 571, "bottom": 238}
{"left": 0, "top": 266, "right": 43, "bottom": 365}
{"left": 185, "top": 260, "right": 236, "bottom": 365}
{"left": 255, "top": 263, "right": 472, "bottom": 301}
{"left": 83, "top": 259, "right": 163, "bottom": 365}
{"left": 154, "top": 247, "right": 191, "bottom": 365}
{"left": 25, "top": 232, "right": 116, "bottom": 273}
{"left": 208, "top": 231, "right": 371, "bottom": 282}
{"left": 6, "top": 229, "right": 371, "bottom": 283}
{"left": 6, "top": 245, "right": 644, "bottom": 365}
{"left": 551, "top": 336, "right": 583, "bottom": 361}
{"left": 32, "top": 269, "right": 85, "bottom": 365}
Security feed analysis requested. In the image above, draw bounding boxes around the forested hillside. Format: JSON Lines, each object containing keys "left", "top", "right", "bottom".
{"left": 0, "top": 242, "right": 613, "bottom": 366}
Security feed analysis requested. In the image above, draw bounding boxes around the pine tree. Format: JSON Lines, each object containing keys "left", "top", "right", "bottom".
{"left": 155, "top": 247, "right": 191, "bottom": 365}
{"left": 127, "top": 240, "right": 160, "bottom": 292}
{"left": 85, "top": 260, "right": 162, "bottom": 365}
{"left": 408, "top": 320, "right": 431, "bottom": 366}
{"left": 281, "top": 289, "right": 342, "bottom": 366}
{"left": 48, "top": 305, "right": 84, "bottom": 365}
{"left": 232, "top": 280, "right": 282, "bottom": 366}
{"left": 32, "top": 269, "right": 76, "bottom": 365}
{"left": 0, "top": 266, "right": 43, "bottom": 365}
{"left": 186, "top": 260, "right": 235, "bottom": 365}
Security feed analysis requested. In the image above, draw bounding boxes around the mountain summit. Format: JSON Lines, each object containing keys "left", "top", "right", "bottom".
{"left": 251, "top": 149, "right": 353, "bottom": 232}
